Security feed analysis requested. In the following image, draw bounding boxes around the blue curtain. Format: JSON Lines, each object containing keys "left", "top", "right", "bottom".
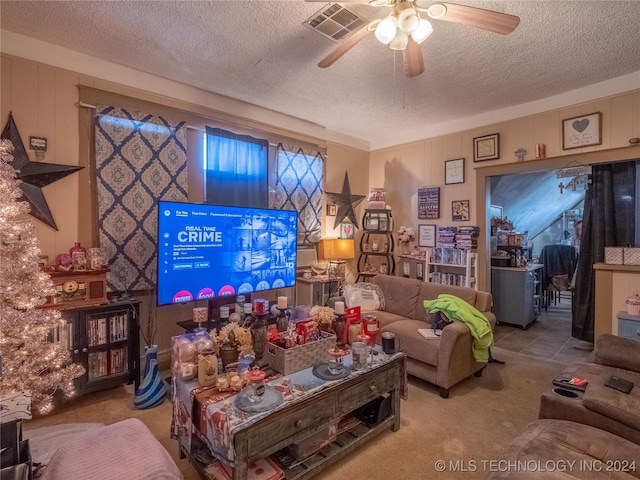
{"left": 205, "top": 127, "right": 268, "bottom": 208}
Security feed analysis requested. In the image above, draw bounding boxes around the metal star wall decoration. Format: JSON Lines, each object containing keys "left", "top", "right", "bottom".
{"left": 1, "top": 112, "right": 83, "bottom": 230}
{"left": 326, "top": 172, "right": 365, "bottom": 229}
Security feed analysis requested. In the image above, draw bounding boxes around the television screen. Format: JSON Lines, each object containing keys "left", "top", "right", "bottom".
{"left": 157, "top": 201, "right": 298, "bottom": 306}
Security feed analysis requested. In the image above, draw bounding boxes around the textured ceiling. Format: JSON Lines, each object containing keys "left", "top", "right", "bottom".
{"left": 2, "top": 1, "right": 640, "bottom": 150}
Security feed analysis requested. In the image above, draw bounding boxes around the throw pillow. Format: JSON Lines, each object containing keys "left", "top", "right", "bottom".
{"left": 343, "top": 283, "right": 385, "bottom": 311}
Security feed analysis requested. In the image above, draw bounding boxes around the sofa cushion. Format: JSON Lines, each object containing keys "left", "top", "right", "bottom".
{"left": 372, "top": 310, "right": 410, "bottom": 330}
{"left": 581, "top": 366, "right": 640, "bottom": 432}
{"left": 415, "top": 283, "right": 478, "bottom": 323}
{"left": 372, "top": 275, "right": 421, "bottom": 319}
{"left": 381, "top": 319, "right": 440, "bottom": 367}
{"left": 487, "top": 419, "right": 640, "bottom": 480}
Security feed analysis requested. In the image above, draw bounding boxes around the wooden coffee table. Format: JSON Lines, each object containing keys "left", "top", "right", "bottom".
{"left": 179, "top": 353, "right": 406, "bottom": 480}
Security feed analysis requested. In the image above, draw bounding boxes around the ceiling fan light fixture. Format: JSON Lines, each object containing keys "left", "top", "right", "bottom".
{"left": 398, "top": 6, "right": 420, "bottom": 33}
{"left": 411, "top": 18, "right": 433, "bottom": 44}
{"left": 426, "top": 3, "right": 447, "bottom": 19}
{"left": 375, "top": 15, "right": 397, "bottom": 44}
{"left": 389, "top": 29, "right": 408, "bottom": 50}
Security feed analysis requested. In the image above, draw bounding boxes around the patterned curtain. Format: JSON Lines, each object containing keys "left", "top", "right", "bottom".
{"left": 95, "top": 106, "right": 188, "bottom": 292}
{"left": 270, "top": 144, "right": 324, "bottom": 245}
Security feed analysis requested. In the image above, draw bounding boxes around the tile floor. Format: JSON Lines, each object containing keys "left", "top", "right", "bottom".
{"left": 493, "top": 295, "right": 593, "bottom": 365}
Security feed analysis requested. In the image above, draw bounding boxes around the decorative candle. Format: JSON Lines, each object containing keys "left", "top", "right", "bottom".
{"left": 278, "top": 296, "right": 288, "bottom": 309}
{"left": 230, "top": 374, "right": 243, "bottom": 389}
{"left": 334, "top": 301, "right": 345, "bottom": 315}
{"left": 253, "top": 299, "right": 268, "bottom": 315}
{"left": 217, "top": 376, "right": 229, "bottom": 390}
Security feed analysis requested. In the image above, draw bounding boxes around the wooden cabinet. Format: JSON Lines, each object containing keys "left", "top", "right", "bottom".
{"left": 426, "top": 248, "right": 477, "bottom": 289}
{"left": 53, "top": 300, "right": 140, "bottom": 395}
{"left": 357, "top": 209, "right": 395, "bottom": 282}
{"left": 491, "top": 265, "right": 542, "bottom": 329}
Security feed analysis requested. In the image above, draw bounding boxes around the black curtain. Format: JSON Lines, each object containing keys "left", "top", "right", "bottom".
{"left": 572, "top": 160, "right": 637, "bottom": 341}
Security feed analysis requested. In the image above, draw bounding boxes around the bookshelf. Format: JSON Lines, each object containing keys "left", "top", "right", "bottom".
{"left": 425, "top": 248, "right": 477, "bottom": 289}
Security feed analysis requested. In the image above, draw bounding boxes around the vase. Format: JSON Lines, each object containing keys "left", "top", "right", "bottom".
{"left": 332, "top": 314, "right": 346, "bottom": 347}
{"left": 401, "top": 243, "right": 410, "bottom": 255}
{"left": 134, "top": 345, "right": 167, "bottom": 410}
{"left": 251, "top": 316, "right": 268, "bottom": 365}
{"left": 219, "top": 345, "right": 239, "bottom": 368}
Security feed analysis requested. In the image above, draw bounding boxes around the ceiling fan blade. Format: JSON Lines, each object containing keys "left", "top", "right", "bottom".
{"left": 318, "top": 20, "right": 378, "bottom": 68}
{"left": 403, "top": 37, "right": 424, "bottom": 78}
{"left": 428, "top": 3, "right": 520, "bottom": 35}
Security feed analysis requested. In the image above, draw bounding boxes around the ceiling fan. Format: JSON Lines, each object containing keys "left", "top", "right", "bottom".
{"left": 307, "top": 0, "right": 520, "bottom": 77}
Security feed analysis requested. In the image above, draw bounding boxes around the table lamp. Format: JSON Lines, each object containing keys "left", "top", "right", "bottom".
{"left": 318, "top": 238, "right": 355, "bottom": 282}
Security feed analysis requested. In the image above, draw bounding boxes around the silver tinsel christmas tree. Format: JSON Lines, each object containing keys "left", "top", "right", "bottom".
{"left": 0, "top": 139, "right": 84, "bottom": 414}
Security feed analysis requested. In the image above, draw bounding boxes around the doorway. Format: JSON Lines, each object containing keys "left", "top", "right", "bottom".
{"left": 488, "top": 169, "right": 589, "bottom": 363}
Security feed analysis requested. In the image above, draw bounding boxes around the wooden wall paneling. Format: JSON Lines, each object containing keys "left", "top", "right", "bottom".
{"left": 1, "top": 57, "right": 12, "bottom": 124}
{"left": 532, "top": 110, "right": 559, "bottom": 159}
{"left": 51, "top": 68, "right": 81, "bottom": 255}
{"left": 590, "top": 99, "right": 610, "bottom": 151}
{"left": 609, "top": 94, "right": 634, "bottom": 148}
{"left": 36, "top": 65, "right": 58, "bottom": 255}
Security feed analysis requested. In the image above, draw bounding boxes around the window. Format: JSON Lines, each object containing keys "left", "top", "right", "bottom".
{"left": 204, "top": 127, "right": 268, "bottom": 208}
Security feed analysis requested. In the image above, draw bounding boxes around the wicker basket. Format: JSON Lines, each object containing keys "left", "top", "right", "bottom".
{"left": 623, "top": 248, "right": 640, "bottom": 265}
{"left": 604, "top": 247, "right": 624, "bottom": 265}
{"left": 265, "top": 331, "right": 336, "bottom": 375}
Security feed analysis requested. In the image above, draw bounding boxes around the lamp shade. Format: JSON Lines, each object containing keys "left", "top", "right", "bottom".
{"left": 318, "top": 238, "right": 355, "bottom": 260}
{"left": 411, "top": 18, "right": 433, "bottom": 44}
{"left": 375, "top": 16, "right": 398, "bottom": 45}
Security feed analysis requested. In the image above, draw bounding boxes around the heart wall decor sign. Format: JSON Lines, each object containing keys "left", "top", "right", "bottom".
{"left": 562, "top": 112, "right": 602, "bottom": 150}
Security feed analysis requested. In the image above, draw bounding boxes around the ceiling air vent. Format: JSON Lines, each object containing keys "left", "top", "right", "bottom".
{"left": 304, "top": 3, "right": 367, "bottom": 42}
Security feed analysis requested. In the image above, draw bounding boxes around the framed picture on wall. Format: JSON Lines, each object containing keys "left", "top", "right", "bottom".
{"left": 562, "top": 112, "right": 602, "bottom": 150}
{"left": 339, "top": 223, "right": 354, "bottom": 239}
{"left": 473, "top": 133, "right": 500, "bottom": 162}
{"left": 444, "top": 158, "right": 465, "bottom": 185}
{"left": 418, "top": 224, "right": 436, "bottom": 247}
{"left": 452, "top": 200, "right": 470, "bottom": 221}
{"left": 326, "top": 204, "right": 337, "bottom": 216}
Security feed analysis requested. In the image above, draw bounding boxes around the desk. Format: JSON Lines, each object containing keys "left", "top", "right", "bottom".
{"left": 172, "top": 347, "right": 406, "bottom": 480}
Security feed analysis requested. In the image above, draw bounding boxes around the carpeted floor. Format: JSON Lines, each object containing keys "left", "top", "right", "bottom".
{"left": 23, "top": 347, "right": 565, "bottom": 480}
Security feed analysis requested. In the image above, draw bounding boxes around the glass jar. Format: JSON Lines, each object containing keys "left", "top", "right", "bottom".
{"left": 69, "top": 242, "right": 87, "bottom": 271}
{"left": 235, "top": 295, "right": 246, "bottom": 322}
{"left": 244, "top": 367, "right": 266, "bottom": 403}
{"left": 198, "top": 348, "right": 218, "bottom": 386}
{"left": 87, "top": 247, "right": 104, "bottom": 270}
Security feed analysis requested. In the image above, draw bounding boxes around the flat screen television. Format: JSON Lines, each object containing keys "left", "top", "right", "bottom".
{"left": 157, "top": 201, "right": 298, "bottom": 306}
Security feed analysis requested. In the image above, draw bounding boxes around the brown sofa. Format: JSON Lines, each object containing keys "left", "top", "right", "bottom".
{"left": 488, "top": 335, "right": 640, "bottom": 479}
{"left": 538, "top": 334, "right": 640, "bottom": 444}
{"left": 486, "top": 419, "right": 640, "bottom": 480}
{"left": 360, "top": 274, "right": 495, "bottom": 398}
